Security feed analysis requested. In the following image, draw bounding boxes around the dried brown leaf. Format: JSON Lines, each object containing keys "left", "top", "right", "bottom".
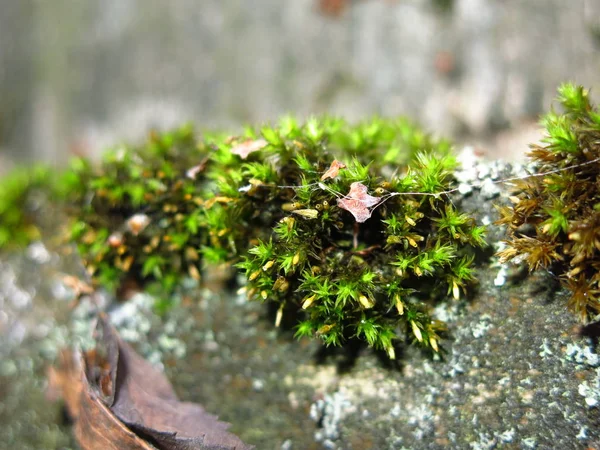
{"left": 49, "top": 315, "right": 253, "bottom": 450}
{"left": 320, "top": 160, "right": 346, "bottom": 181}
{"left": 74, "top": 372, "right": 156, "bottom": 450}
{"left": 48, "top": 349, "right": 154, "bottom": 450}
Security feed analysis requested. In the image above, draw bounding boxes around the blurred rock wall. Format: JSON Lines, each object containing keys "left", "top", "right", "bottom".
{"left": 0, "top": 0, "right": 599, "bottom": 166}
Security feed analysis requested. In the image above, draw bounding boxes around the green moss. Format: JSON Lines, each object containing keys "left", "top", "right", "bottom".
{"left": 0, "top": 117, "right": 485, "bottom": 358}
{"left": 61, "top": 124, "right": 210, "bottom": 293}
{"left": 203, "top": 116, "right": 484, "bottom": 357}
{"left": 497, "top": 83, "right": 600, "bottom": 322}
{"left": 0, "top": 166, "right": 53, "bottom": 248}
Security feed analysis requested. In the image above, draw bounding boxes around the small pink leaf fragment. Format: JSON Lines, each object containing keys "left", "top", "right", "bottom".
{"left": 336, "top": 198, "right": 371, "bottom": 223}
{"left": 320, "top": 160, "right": 347, "bottom": 181}
{"left": 346, "top": 182, "right": 381, "bottom": 207}
{"left": 336, "top": 182, "right": 382, "bottom": 223}
{"left": 230, "top": 139, "right": 268, "bottom": 159}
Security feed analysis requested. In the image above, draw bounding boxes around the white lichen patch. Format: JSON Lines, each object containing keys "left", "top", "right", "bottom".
{"left": 495, "top": 428, "right": 515, "bottom": 443}
{"left": 471, "top": 314, "right": 493, "bottom": 339}
{"left": 576, "top": 426, "right": 588, "bottom": 440}
{"left": 562, "top": 334, "right": 600, "bottom": 413}
{"left": 26, "top": 242, "right": 52, "bottom": 264}
{"left": 578, "top": 368, "right": 600, "bottom": 408}
{"left": 310, "top": 390, "right": 356, "bottom": 444}
{"left": 287, "top": 364, "right": 338, "bottom": 394}
{"left": 469, "top": 432, "right": 496, "bottom": 450}
{"left": 538, "top": 338, "right": 554, "bottom": 359}
{"left": 479, "top": 177, "right": 501, "bottom": 199}
{"left": 453, "top": 146, "right": 505, "bottom": 200}
{"left": 564, "top": 342, "right": 600, "bottom": 368}
{"left": 521, "top": 436, "right": 538, "bottom": 449}
{"left": 433, "top": 301, "right": 462, "bottom": 323}
{"left": 493, "top": 264, "right": 508, "bottom": 287}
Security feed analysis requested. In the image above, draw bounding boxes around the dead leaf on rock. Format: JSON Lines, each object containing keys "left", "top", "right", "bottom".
{"left": 47, "top": 348, "right": 154, "bottom": 450}
{"left": 48, "top": 314, "right": 253, "bottom": 450}
{"left": 230, "top": 139, "right": 267, "bottom": 159}
{"left": 336, "top": 182, "right": 382, "bottom": 223}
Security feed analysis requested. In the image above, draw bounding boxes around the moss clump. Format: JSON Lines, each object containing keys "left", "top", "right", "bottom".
{"left": 63, "top": 125, "right": 210, "bottom": 293}
{"left": 204, "top": 117, "right": 485, "bottom": 357}
{"left": 497, "top": 83, "right": 600, "bottom": 322}
{"left": 0, "top": 117, "right": 486, "bottom": 357}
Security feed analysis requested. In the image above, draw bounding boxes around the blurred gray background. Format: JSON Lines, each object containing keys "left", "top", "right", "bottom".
{"left": 1, "top": 0, "right": 599, "bottom": 170}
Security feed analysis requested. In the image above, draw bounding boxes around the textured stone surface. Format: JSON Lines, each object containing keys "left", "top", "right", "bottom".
{"left": 1, "top": 161, "right": 600, "bottom": 449}
{"left": 1, "top": 0, "right": 599, "bottom": 165}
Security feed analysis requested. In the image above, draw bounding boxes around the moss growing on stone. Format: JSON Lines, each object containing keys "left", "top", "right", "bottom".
{"left": 0, "top": 117, "right": 486, "bottom": 357}
{"left": 63, "top": 125, "right": 210, "bottom": 293}
{"left": 497, "top": 83, "right": 600, "bottom": 322}
{"left": 203, "top": 116, "right": 485, "bottom": 357}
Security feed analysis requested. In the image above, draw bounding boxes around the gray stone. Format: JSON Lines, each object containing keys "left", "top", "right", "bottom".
{"left": 1, "top": 172, "right": 600, "bottom": 449}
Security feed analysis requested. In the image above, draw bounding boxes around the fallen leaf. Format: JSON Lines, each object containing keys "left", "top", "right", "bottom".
{"left": 320, "top": 160, "right": 346, "bottom": 181}
{"left": 336, "top": 182, "right": 382, "bottom": 223}
{"left": 345, "top": 182, "right": 381, "bottom": 208}
{"left": 49, "top": 314, "right": 253, "bottom": 450}
{"left": 48, "top": 349, "right": 154, "bottom": 450}
{"left": 230, "top": 139, "right": 267, "bottom": 159}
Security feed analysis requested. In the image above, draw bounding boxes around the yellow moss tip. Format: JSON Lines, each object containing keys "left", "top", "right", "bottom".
{"left": 411, "top": 321, "right": 423, "bottom": 342}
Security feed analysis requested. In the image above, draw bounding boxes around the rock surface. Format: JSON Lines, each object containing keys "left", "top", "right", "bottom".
{"left": 1, "top": 163, "right": 600, "bottom": 449}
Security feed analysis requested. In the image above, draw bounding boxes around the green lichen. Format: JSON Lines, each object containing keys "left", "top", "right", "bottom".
{"left": 497, "top": 83, "right": 600, "bottom": 322}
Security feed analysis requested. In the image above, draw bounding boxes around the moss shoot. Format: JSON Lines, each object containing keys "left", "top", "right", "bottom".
{"left": 497, "top": 83, "right": 600, "bottom": 322}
